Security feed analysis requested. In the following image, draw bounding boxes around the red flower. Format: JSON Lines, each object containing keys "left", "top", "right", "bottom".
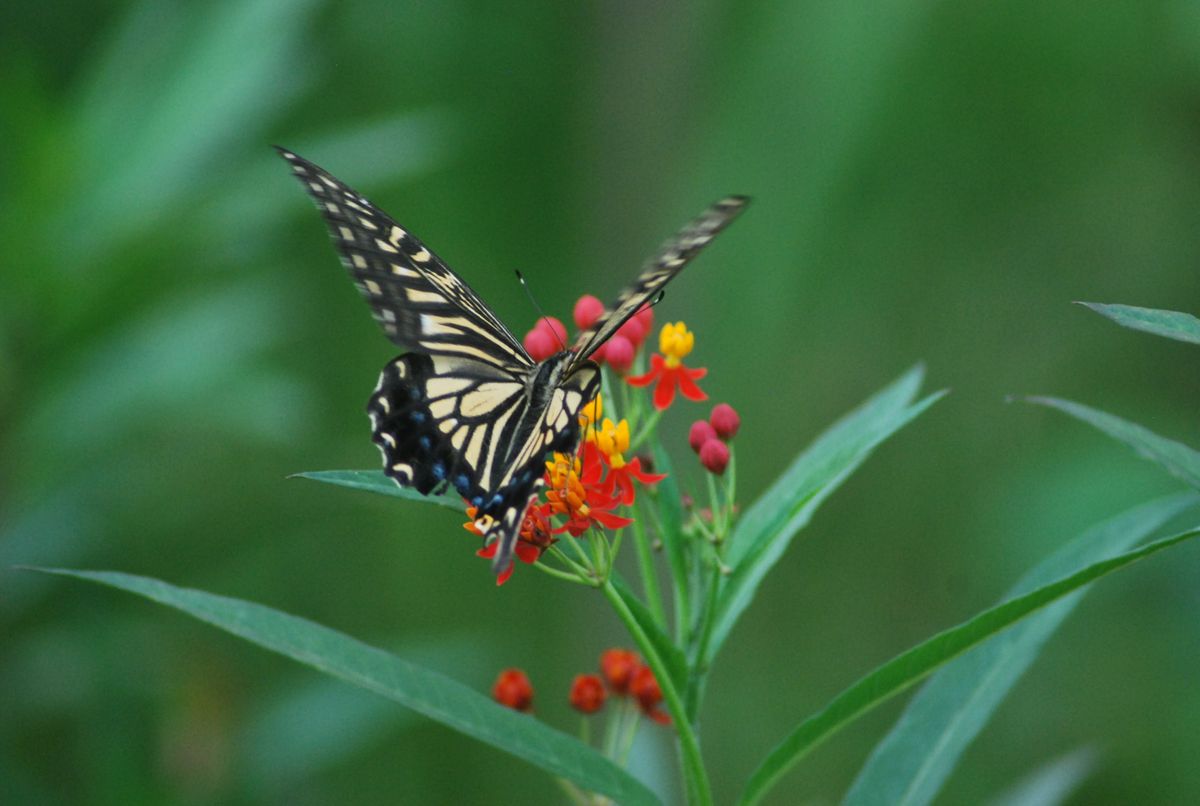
{"left": 569, "top": 674, "right": 607, "bottom": 714}
{"left": 599, "top": 648, "right": 640, "bottom": 694}
{"left": 629, "top": 665, "right": 671, "bottom": 725}
{"left": 492, "top": 668, "right": 534, "bottom": 712}
{"left": 469, "top": 503, "right": 555, "bottom": 585}
{"left": 626, "top": 322, "right": 707, "bottom": 410}
{"left": 588, "top": 417, "right": 666, "bottom": 506}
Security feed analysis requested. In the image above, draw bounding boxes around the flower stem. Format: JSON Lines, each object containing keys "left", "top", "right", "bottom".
{"left": 629, "top": 498, "right": 668, "bottom": 627}
{"left": 602, "top": 579, "right": 712, "bottom": 806}
{"left": 630, "top": 408, "right": 664, "bottom": 451}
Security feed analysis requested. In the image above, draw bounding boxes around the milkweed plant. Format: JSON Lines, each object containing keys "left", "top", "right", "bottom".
{"left": 33, "top": 295, "right": 1200, "bottom": 804}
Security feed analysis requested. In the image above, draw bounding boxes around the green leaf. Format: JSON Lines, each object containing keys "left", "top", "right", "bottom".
{"left": 842, "top": 493, "right": 1197, "bottom": 806}
{"left": 986, "top": 746, "right": 1098, "bottom": 806}
{"left": 736, "top": 521, "right": 1200, "bottom": 806}
{"left": 1026, "top": 398, "right": 1200, "bottom": 488}
{"left": 1079, "top": 302, "right": 1200, "bottom": 346}
{"left": 30, "top": 568, "right": 660, "bottom": 806}
{"left": 650, "top": 441, "right": 690, "bottom": 632}
{"left": 611, "top": 574, "right": 687, "bottom": 693}
{"left": 292, "top": 470, "right": 466, "bottom": 511}
{"left": 710, "top": 365, "right": 945, "bottom": 663}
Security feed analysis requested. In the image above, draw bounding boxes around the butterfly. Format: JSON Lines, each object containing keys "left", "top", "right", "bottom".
{"left": 277, "top": 146, "right": 747, "bottom": 574}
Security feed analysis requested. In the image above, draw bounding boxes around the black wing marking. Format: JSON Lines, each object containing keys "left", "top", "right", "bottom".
{"left": 367, "top": 353, "right": 528, "bottom": 501}
{"left": 277, "top": 147, "right": 533, "bottom": 371}
{"left": 570, "top": 196, "right": 748, "bottom": 367}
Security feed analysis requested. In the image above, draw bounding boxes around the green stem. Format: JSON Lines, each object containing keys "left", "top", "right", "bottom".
{"left": 547, "top": 544, "right": 594, "bottom": 581}
{"left": 533, "top": 560, "right": 593, "bottom": 586}
{"left": 602, "top": 579, "right": 712, "bottom": 806}
{"left": 685, "top": 563, "right": 722, "bottom": 720}
{"left": 630, "top": 408, "right": 664, "bottom": 451}
{"left": 629, "top": 498, "right": 668, "bottom": 627}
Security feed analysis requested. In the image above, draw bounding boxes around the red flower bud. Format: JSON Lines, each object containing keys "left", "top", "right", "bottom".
{"left": 629, "top": 665, "right": 671, "bottom": 725}
{"left": 688, "top": 420, "right": 718, "bottom": 454}
{"left": 537, "top": 316, "right": 568, "bottom": 347}
{"left": 599, "top": 648, "right": 640, "bottom": 694}
{"left": 574, "top": 295, "right": 605, "bottom": 330}
{"left": 523, "top": 327, "right": 557, "bottom": 361}
{"left": 492, "top": 668, "right": 534, "bottom": 712}
{"left": 569, "top": 673, "right": 607, "bottom": 714}
{"left": 710, "top": 403, "right": 740, "bottom": 441}
{"left": 604, "top": 334, "right": 635, "bottom": 373}
{"left": 699, "top": 439, "right": 730, "bottom": 475}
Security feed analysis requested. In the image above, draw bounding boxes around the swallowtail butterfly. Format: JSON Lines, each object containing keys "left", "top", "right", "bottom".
{"left": 278, "top": 147, "right": 747, "bottom": 574}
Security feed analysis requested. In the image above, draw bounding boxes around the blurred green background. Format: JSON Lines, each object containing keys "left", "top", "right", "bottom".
{"left": 4, "top": 1, "right": 1200, "bottom": 803}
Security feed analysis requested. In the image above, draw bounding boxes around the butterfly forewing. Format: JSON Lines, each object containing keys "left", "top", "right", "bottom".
{"left": 570, "top": 195, "right": 748, "bottom": 367}
{"left": 277, "top": 148, "right": 532, "bottom": 372}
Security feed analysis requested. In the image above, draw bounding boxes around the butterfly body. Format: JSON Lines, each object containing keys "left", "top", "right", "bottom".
{"left": 278, "top": 146, "right": 745, "bottom": 574}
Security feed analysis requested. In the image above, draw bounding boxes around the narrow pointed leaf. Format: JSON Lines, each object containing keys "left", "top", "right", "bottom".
{"left": 711, "top": 365, "right": 944, "bottom": 662}
{"left": 843, "top": 493, "right": 1197, "bottom": 806}
{"left": 986, "top": 746, "right": 1098, "bottom": 806}
{"left": 1027, "top": 398, "right": 1200, "bottom": 488}
{"left": 293, "top": 470, "right": 465, "bottom": 510}
{"left": 1079, "top": 302, "right": 1200, "bottom": 346}
{"left": 737, "top": 523, "right": 1200, "bottom": 806}
{"left": 28, "top": 568, "right": 659, "bottom": 806}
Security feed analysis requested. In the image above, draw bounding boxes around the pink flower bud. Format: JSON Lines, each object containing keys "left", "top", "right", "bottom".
{"left": 635, "top": 304, "right": 654, "bottom": 335}
{"left": 710, "top": 403, "right": 740, "bottom": 441}
{"left": 574, "top": 295, "right": 605, "bottom": 330}
{"left": 688, "top": 420, "right": 717, "bottom": 454}
{"left": 616, "top": 315, "right": 645, "bottom": 346}
{"left": 699, "top": 439, "right": 730, "bottom": 475}
{"left": 605, "top": 335, "right": 635, "bottom": 373}
{"left": 537, "top": 316, "right": 567, "bottom": 347}
{"left": 524, "top": 327, "right": 557, "bottom": 361}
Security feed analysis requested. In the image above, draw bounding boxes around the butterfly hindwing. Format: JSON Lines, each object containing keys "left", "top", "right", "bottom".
{"left": 277, "top": 147, "right": 532, "bottom": 372}
{"left": 571, "top": 195, "right": 748, "bottom": 366}
{"left": 368, "top": 353, "right": 528, "bottom": 501}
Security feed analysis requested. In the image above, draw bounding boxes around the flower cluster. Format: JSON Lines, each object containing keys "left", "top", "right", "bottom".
{"left": 600, "top": 648, "right": 669, "bottom": 724}
{"left": 468, "top": 294, "right": 730, "bottom": 584}
{"left": 689, "top": 402, "right": 740, "bottom": 475}
{"left": 491, "top": 649, "right": 668, "bottom": 726}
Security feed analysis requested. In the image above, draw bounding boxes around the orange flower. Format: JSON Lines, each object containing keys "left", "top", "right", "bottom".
{"left": 626, "top": 322, "right": 707, "bottom": 410}
{"left": 599, "top": 648, "right": 640, "bottom": 694}
{"left": 544, "top": 444, "right": 632, "bottom": 536}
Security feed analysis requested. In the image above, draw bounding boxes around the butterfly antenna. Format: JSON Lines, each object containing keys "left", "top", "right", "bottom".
{"left": 515, "top": 270, "right": 566, "bottom": 350}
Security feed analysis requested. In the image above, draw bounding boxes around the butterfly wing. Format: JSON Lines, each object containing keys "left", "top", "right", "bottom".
{"left": 277, "top": 147, "right": 533, "bottom": 371}
{"left": 570, "top": 196, "right": 748, "bottom": 366}
{"left": 281, "top": 147, "right": 600, "bottom": 576}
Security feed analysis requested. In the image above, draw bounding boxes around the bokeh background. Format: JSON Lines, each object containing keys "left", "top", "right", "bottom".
{"left": 4, "top": 2, "right": 1200, "bottom": 803}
